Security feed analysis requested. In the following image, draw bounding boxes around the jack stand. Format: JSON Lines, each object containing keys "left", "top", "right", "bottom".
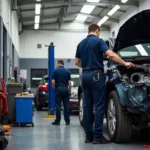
{"left": 2, "top": 125, "right": 14, "bottom": 136}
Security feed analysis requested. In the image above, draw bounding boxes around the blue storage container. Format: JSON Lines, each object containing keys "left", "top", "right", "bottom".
{"left": 15, "top": 96, "right": 34, "bottom": 127}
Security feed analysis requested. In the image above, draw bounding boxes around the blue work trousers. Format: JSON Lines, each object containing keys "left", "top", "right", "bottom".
{"left": 55, "top": 87, "right": 70, "bottom": 123}
{"left": 82, "top": 71, "right": 105, "bottom": 139}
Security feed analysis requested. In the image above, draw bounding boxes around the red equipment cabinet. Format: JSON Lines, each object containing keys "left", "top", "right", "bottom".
{"left": 0, "top": 78, "right": 8, "bottom": 124}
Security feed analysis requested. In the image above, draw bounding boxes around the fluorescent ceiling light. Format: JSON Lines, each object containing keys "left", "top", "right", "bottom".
{"left": 108, "top": 5, "right": 120, "bottom": 16}
{"left": 36, "top": 0, "right": 41, "bottom": 1}
{"left": 34, "top": 24, "right": 39, "bottom": 30}
{"left": 35, "top": 15, "right": 40, "bottom": 24}
{"left": 76, "top": 15, "right": 87, "bottom": 21}
{"left": 35, "top": 4, "right": 41, "bottom": 15}
{"left": 121, "top": 0, "right": 128, "bottom": 3}
{"left": 80, "top": 5, "right": 95, "bottom": 14}
{"left": 135, "top": 44, "right": 148, "bottom": 56}
{"left": 87, "top": 0, "right": 100, "bottom": 2}
{"left": 97, "top": 16, "right": 109, "bottom": 26}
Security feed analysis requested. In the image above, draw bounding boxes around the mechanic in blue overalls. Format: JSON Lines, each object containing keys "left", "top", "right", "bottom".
{"left": 75, "top": 24, "right": 134, "bottom": 144}
{"left": 52, "top": 60, "right": 72, "bottom": 125}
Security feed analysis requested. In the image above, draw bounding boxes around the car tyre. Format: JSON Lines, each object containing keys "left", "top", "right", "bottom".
{"left": 4, "top": 138, "right": 8, "bottom": 148}
{"left": 139, "top": 127, "right": 150, "bottom": 142}
{"left": 0, "top": 140, "right": 4, "bottom": 150}
{"left": 107, "top": 90, "right": 132, "bottom": 143}
{"left": 36, "top": 105, "right": 42, "bottom": 111}
{"left": 79, "top": 93, "right": 84, "bottom": 126}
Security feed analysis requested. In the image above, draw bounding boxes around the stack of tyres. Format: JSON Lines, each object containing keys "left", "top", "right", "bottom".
{"left": 0, "top": 128, "right": 8, "bottom": 150}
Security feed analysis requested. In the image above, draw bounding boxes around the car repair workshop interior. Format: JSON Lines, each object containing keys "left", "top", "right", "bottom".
{"left": 0, "top": 0, "right": 150, "bottom": 150}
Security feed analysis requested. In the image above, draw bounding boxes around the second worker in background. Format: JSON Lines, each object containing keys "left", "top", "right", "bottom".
{"left": 51, "top": 60, "right": 72, "bottom": 125}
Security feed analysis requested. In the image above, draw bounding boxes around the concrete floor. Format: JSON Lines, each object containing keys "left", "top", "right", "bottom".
{"left": 5, "top": 111, "right": 150, "bottom": 150}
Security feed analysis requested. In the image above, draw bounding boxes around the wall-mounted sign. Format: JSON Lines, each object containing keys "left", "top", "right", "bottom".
{"left": 20, "top": 69, "right": 27, "bottom": 79}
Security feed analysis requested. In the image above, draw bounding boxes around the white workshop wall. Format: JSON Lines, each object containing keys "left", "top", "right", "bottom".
{"left": 11, "top": 11, "right": 20, "bottom": 53}
{"left": 139, "top": 0, "right": 150, "bottom": 11}
{"left": 1, "top": 0, "right": 11, "bottom": 34}
{"left": 20, "top": 28, "right": 110, "bottom": 59}
{"left": 0, "top": 0, "right": 2, "bottom": 16}
{"left": 110, "top": 0, "right": 150, "bottom": 38}
{"left": 0, "top": 0, "right": 20, "bottom": 52}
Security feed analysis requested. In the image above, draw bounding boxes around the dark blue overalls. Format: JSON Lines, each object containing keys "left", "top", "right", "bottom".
{"left": 75, "top": 35, "right": 109, "bottom": 139}
{"left": 52, "top": 66, "right": 71, "bottom": 123}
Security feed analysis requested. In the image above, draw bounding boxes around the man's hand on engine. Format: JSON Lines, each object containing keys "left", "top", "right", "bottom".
{"left": 124, "top": 62, "right": 134, "bottom": 69}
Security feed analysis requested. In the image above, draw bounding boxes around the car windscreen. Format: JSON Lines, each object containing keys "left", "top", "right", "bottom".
{"left": 118, "top": 43, "right": 150, "bottom": 57}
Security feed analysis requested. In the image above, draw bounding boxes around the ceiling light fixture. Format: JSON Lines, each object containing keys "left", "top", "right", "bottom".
{"left": 80, "top": 5, "right": 95, "bottom": 14}
{"left": 35, "top": 4, "right": 41, "bottom": 15}
{"left": 81, "top": 0, "right": 100, "bottom": 14}
{"left": 75, "top": 0, "right": 100, "bottom": 22}
{"left": 97, "top": 16, "right": 109, "bottom": 26}
{"left": 121, "top": 0, "right": 128, "bottom": 3}
{"left": 76, "top": 15, "right": 87, "bottom": 21}
{"left": 87, "top": 0, "right": 100, "bottom": 2}
{"left": 34, "top": 0, "right": 41, "bottom": 30}
{"left": 34, "top": 24, "right": 39, "bottom": 29}
{"left": 108, "top": 5, "right": 120, "bottom": 16}
{"left": 35, "top": 15, "right": 40, "bottom": 24}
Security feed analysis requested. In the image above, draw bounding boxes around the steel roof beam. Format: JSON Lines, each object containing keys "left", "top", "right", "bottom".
{"left": 58, "top": 0, "right": 70, "bottom": 29}
{"left": 20, "top": 5, "right": 126, "bottom": 13}
{"left": 23, "top": 21, "right": 110, "bottom": 30}
{"left": 20, "top": 6, "right": 64, "bottom": 12}
{"left": 23, "top": 27, "right": 110, "bottom": 32}
{"left": 20, "top": 12, "right": 119, "bottom": 23}
{"left": 71, "top": 13, "right": 119, "bottom": 23}
{"left": 19, "top": 0, "right": 138, "bottom": 7}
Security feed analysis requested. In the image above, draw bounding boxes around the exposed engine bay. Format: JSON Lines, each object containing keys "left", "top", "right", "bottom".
{"left": 117, "top": 64, "right": 150, "bottom": 85}
{"left": 109, "top": 63, "right": 150, "bottom": 113}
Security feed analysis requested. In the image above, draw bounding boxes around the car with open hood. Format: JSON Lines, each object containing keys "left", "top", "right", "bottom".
{"left": 78, "top": 9, "right": 150, "bottom": 143}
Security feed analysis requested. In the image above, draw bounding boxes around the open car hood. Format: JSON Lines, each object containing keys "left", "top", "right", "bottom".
{"left": 113, "top": 9, "right": 150, "bottom": 53}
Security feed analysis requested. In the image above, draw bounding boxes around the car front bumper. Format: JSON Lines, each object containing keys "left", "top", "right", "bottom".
{"left": 70, "top": 98, "right": 79, "bottom": 110}
{"left": 38, "top": 94, "right": 48, "bottom": 106}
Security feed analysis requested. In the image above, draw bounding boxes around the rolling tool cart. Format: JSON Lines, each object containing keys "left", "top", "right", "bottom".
{"left": 7, "top": 83, "right": 23, "bottom": 124}
{"left": 15, "top": 96, "right": 34, "bottom": 127}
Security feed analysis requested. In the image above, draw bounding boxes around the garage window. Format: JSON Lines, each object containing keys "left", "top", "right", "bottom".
{"left": 31, "top": 69, "right": 48, "bottom": 88}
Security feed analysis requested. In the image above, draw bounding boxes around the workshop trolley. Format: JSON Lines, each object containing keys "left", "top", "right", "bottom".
{"left": 15, "top": 96, "right": 34, "bottom": 127}
{"left": 7, "top": 83, "right": 23, "bottom": 124}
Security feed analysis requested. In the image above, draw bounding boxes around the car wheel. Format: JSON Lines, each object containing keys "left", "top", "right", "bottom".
{"left": 0, "top": 140, "right": 4, "bottom": 150}
{"left": 4, "top": 138, "right": 8, "bottom": 148}
{"left": 107, "top": 90, "right": 132, "bottom": 143}
{"left": 36, "top": 105, "right": 42, "bottom": 111}
{"left": 79, "top": 93, "right": 84, "bottom": 126}
{"left": 139, "top": 127, "right": 150, "bottom": 141}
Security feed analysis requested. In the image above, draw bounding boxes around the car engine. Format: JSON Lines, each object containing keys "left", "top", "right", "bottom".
{"left": 109, "top": 64, "right": 150, "bottom": 113}
{"left": 117, "top": 64, "right": 150, "bottom": 85}
{"left": 130, "top": 72, "right": 150, "bottom": 84}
